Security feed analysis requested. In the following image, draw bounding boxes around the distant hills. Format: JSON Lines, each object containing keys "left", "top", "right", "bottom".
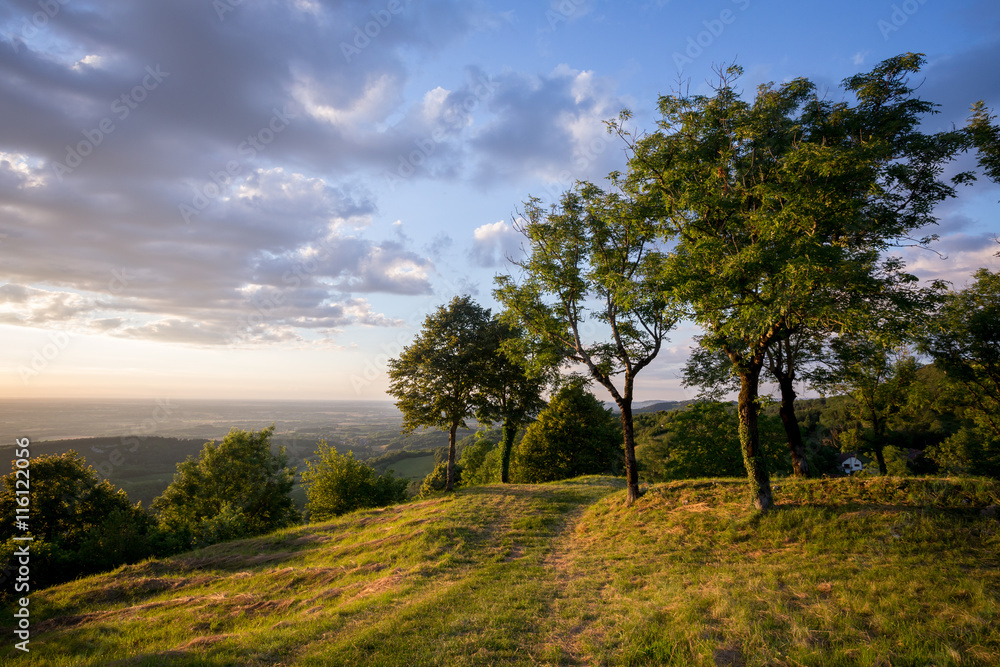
{"left": 605, "top": 399, "right": 697, "bottom": 414}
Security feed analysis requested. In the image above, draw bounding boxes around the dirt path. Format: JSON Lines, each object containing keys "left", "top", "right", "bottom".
{"left": 538, "top": 499, "right": 611, "bottom": 665}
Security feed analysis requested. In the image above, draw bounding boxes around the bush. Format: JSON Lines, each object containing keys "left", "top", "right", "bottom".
{"left": 512, "top": 383, "right": 622, "bottom": 483}
{"left": 458, "top": 428, "right": 504, "bottom": 486}
{"left": 152, "top": 425, "right": 298, "bottom": 547}
{"left": 302, "top": 442, "right": 408, "bottom": 521}
{"left": 0, "top": 452, "right": 160, "bottom": 591}
{"left": 420, "top": 461, "right": 463, "bottom": 497}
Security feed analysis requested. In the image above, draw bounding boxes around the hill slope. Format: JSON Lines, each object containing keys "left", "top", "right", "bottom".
{"left": 4, "top": 476, "right": 1000, "bottom": 666}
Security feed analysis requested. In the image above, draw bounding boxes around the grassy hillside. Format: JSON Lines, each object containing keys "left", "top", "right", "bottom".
{"left": 3, "top": 476, "right": 999, "bottom": 666}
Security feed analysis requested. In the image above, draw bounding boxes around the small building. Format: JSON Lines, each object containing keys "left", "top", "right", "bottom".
{"left": 837, "top": 452, "right": 866, "bottom": 475}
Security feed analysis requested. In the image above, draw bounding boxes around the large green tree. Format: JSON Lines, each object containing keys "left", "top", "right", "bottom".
{"left": 495, "top": 183, "right": 677, "bottom": 504}
{"left": 152, "top": 425, "right": 298, "bottom": 546}
{"left": 474, "top": 317, "right": 547, "bottom": 483}
{"left": 617, "top": 54, "right": 971, "bottom": 508}
{"left": 387, "top": 295, "right": 493, "bottom": 492}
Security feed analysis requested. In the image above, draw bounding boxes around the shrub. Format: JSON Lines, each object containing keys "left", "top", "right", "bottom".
{"left": 152, "top": 425, "right": 298, "bottom": 547}
{"left": 419, "top": 461, "right": 463, "bottom": 497}
{"left": 512, "top": 383, "right": 622, "bottom": 483}
{"left": 302, "top": 442, "right": 408, "bottom": 521}
{"left": 0, "top": 451, "right": 160, "bottom": 590}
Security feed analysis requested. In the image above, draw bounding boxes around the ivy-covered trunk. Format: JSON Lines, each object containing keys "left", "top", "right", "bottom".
{"left": 500, "top": 419, "right": 517, "bottom": 483}
{"left": 619, "top": 398, "right": 642, "bottom": 505}
{"left": 446, "top": 422, "right": 458, "bottom": 492}
{"left": 737, "top": 365, "right": 773, "bottom": 510}
{"left": 777, "top": 375, "right": 809, "bottom": 477}
{"left": 870, "top": 406, "right": 888, "bottom": 475}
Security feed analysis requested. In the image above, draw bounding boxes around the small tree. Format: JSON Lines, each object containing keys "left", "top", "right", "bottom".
{"left": 496, "top": 183, "right": 677, "bottom": 504}
{"left": 302, "top": 442, "right": 408, "bottom": 521}
{"left": 152, "top": 425, "right": 298, "bottom": 546}
{"left": 512, "top": 382, "right": 622, "bottom": 483}
{"left": 919, "top": 266, "right": 1000, "bottom": 476}
{"left": 387, "top": 296, "right": 493, "bottom": 492}
{"left": 813, "top": 339, "right": 918, "bottom": 475}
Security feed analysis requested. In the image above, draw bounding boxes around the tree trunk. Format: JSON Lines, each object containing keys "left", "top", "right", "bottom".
{"left": 871, "top": 409, "right": 888, "bottom": 475}
{"left": 500, "top": 419, "right": 517, "bottom": 484}
{"left": 776, "top": 375, "right": 809, "bottom": 478}
{"left": 737, "top": 365, "right": 773, "bottom": 510}
{"left": 619, "top": 398, "right": 642, "bottom": 506}
{"left": 446, "top": 423, "right": 457, "bottom": 492}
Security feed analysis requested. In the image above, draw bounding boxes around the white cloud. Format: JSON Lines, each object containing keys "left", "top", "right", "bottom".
{"left": 470, "top": 220, "right": 521, "bottom": 267}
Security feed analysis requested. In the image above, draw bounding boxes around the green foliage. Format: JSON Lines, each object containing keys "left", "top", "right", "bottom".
{"left": 0, "top": 451, "right": 160, "bottom": 590}
{"left": 302, "top": 442, "right": 408, "bottom": 521}
{"left": 495, "top": 183, "right": 677, "bottom": 502}
{"left": 814, "top": 341, "right": 921, "bottom": 474}
{"left": 387, "top": 295, "right": 494, "bottom": 492}
{"left": 419, "top": 460, "right": 463, "bottom": 497}
{"left": 512, "top": 383, "right": 623, "bottom": 483}
{"left": 636, "top": 402, "right": 791, "bottom": 481}
{"left": 968, "top": 101, "right": 1000, "bottom": 189}
{"left": 921, "top": 267, "right": 1000, "bottom": 441}
{"left": 616, "top": 53, "right": 972, "bottom": 507}
{"left": 152, "top": 425, "right": 298, "bottom": 547}
{"left": 458, "top": 428, "right": 504, "bottom": 486}
{"left": 929, "top": 426, "right": 1000, "bottom": 478}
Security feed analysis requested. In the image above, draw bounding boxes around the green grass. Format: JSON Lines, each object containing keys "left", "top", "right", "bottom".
{"left": 3, "top": 475, "right": 998, "bottom": 665}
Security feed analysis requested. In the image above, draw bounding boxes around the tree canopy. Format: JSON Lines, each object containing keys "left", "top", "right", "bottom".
{"left": 615, "top": 54, "right": 972, "bottom": 508}
{"left": 387, "top": 295, "right": 494, "bottom": 492}
{"left": 152, "top": 425, "right": 298, "bottom": 546}
{"left": 495, "top": 182, "right": 677, "bottom": 504}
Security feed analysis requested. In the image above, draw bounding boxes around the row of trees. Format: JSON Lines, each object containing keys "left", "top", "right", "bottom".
{"left": 0, "top": 427, "right": 408, "bottom": 592}
{"left": 488, "top": 53, "right": 999, "bottom": 509}
{"left": 389, "top": 53, "right": 998, "bottom": 510}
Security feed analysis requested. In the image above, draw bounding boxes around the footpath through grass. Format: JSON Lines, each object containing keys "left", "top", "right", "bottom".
{"left": 2, "top": 475, "right": 998, "bottom": 666}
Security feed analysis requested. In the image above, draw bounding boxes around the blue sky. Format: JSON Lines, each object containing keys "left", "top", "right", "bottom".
{"left": 1, "top": 0, "right": 998, "bottom": 401}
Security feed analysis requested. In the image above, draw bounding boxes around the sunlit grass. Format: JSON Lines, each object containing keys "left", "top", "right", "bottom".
{"left": 2, "top": 475, "right": 998, "bottom": 665}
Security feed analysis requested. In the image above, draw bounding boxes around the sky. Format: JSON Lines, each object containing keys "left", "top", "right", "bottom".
{"left": 1, "top": 0, "right": 998, "bottom": 402}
